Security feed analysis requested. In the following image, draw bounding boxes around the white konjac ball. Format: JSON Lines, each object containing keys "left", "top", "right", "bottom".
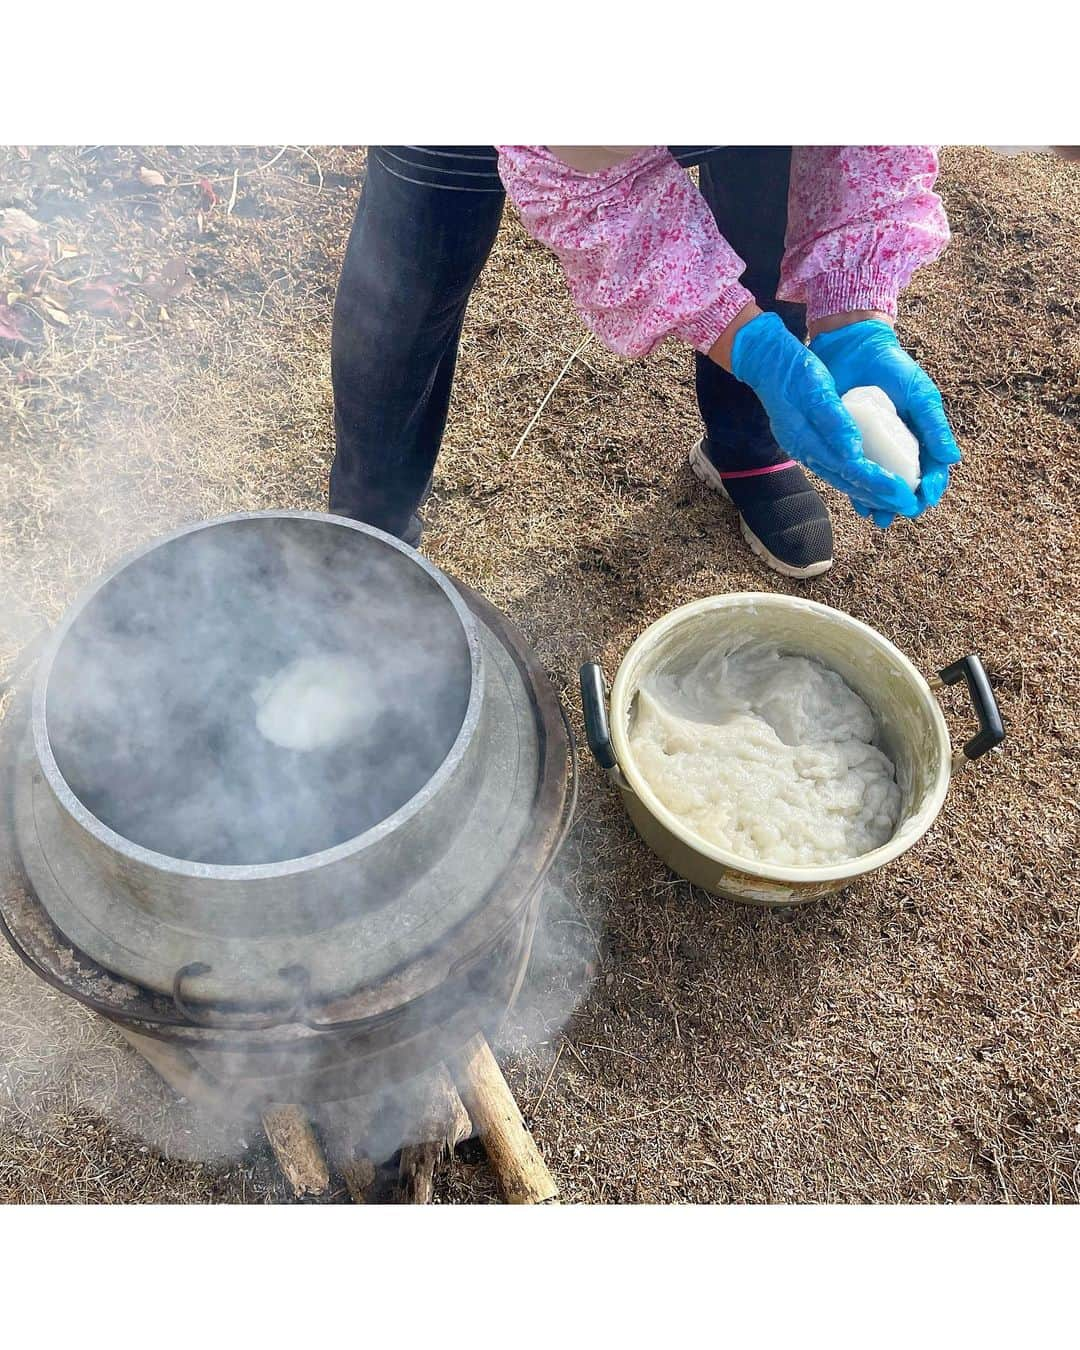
{"left": 253, "top": 655, "right": 371, "bottom": 752}
{"left": 842, "top": 385, "right": 921, "bottom": 492}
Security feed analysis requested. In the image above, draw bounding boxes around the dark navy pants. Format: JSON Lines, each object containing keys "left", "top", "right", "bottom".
{"left": 330, "top": 146, "right": 805, "bottom": 536}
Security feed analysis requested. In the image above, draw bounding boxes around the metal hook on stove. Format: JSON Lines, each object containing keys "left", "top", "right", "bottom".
{"left": 171, "top": 960, "right": 312, "bottom": 1030}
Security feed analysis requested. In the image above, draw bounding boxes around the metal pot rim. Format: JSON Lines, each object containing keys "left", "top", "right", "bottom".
{"left": 31, "top": 510, "right": 486, "bottom": 881}
{"left": 608, "top": 592, "right": 953, "bottom": 885}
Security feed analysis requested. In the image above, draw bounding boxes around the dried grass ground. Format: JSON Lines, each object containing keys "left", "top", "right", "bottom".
{"left": 1, "top": 146, "right": 1077, "bottom": 1204}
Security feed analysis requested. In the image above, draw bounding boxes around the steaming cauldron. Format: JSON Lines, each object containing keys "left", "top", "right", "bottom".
{"left": 30, "top": 512, "right": 489, "bottom": 966}
{"left": 1, "top": 514, "right": 574, "bottom": 1094}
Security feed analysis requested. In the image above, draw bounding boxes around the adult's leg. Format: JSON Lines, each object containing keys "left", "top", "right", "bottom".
{"left": 689, "top": 147, "right": 832, "bottom": 578}
{"left": 693, "top": 146, "right": 803, "bottom": 453}
{"left": 330, "top": 147, "right": 504, "bottom": 539}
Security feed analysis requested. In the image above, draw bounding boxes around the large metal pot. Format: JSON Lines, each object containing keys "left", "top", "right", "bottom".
{"left": 581, "top": 593, "right": 1003, "bottom": 907}
{"left": 9, "top": 512, "right": 571, "bottom": 1010}
{"left": 1, "top": 515, "right": 574, "bottom": 1101}
{"left": 27, "top": 513, "right": 484, "bottom": 959}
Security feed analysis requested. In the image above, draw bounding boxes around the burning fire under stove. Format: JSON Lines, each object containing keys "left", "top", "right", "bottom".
{"left": 0, "top": 512, "right": 576, "bottom": 1202}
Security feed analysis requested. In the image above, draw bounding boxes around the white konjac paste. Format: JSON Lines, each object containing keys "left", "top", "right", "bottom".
{"left": 628, "top": 644, "right": 901, "bottom": 866}
{"left": 842, "top": 385, "right": 921, "bottom": 492}
{"left": 253, "top": 655, "right": 371, "bottom": 751}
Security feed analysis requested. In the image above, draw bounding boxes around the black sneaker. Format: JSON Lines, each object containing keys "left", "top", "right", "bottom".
{"left": 689, "top": 437, "right": 833, "bottom": 579}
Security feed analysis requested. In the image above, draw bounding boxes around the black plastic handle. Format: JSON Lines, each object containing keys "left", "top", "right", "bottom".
{"left": 579, "top": 662, "right": 619, "bottom": 772}
{"left": 938, "top": 655, "right": 1004, "bottom": 761}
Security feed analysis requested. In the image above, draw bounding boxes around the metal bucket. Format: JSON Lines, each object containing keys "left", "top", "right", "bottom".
{"left": 581, "top": 594, "right": 1003, "bottom": 907}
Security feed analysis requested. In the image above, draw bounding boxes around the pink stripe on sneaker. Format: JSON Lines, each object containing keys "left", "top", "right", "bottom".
{"left": 719, "top": 459, "right": 798, "bottom": 480}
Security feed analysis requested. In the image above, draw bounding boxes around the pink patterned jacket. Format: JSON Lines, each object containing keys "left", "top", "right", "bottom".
{"left": 496, "top": 146, "right": 949, "bottom": 359}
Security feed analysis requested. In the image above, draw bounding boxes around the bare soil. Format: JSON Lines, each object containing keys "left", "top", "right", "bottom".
{"left": 1, "top": 145, "right": 1077, "bottom": 1203}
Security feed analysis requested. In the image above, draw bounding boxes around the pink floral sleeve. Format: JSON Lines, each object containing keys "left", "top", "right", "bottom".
{"left": 778, "top": 146, "right": 949, "bottom": 322}
{"left": 497, "top": 145, "right": 950, "bottom": 358}
{"left": 496, "top": 145, "right": 753, "bottom": 359}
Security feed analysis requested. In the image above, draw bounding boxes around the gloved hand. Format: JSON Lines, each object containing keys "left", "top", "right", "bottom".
{"left": 730, "top": 312, "right": 919, "bottom": 522}
{"left": 809, "top": 319, "right": 962, "bottom": 526}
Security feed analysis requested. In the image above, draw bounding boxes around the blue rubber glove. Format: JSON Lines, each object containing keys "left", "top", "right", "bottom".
{"left": 730, "top": 312, "right": 919, "bottom": 522}
{"left": 810, "top": 320, "right": 962, "bottom": 526}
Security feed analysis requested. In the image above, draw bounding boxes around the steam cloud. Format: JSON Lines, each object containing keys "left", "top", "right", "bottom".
{"left": 1, "top": 512, "right": 594, "bottom": 1192}
{"left": 47, "top": 517, "right": 471, "bottom": 866}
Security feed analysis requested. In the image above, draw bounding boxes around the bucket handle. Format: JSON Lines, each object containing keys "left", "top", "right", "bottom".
{"left": 579, "top": 662, "right": 630, "bottom": 790}
{"left": 930, "top": 655, "right": 1005, "bottom": 772}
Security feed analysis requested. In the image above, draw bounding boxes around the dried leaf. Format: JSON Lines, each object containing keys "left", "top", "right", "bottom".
{"left": 141, "top": 257, "right": 191, "bottom": 304}
{"left": 0, "top": 208, "right": 44, "bottom": 246}
{"left": 0, "top": 302, "right": 26, "bottom": 342}
{"left": 73, "top": 278, "right": 130, "bottom": 319}
{"left": 138, "top": 166, "right": 166, "bottom": 188}
{"left": 17, "top": 262, "right": 46, "bottom": 294}
{"left": 198, "top": 177, "right": 217, "bottom": 209}
{"left": 35, "top": 298, "right": 70, "bottom": 327}
{"left": 89, "top": 295, "right": 129, "bottom": 318}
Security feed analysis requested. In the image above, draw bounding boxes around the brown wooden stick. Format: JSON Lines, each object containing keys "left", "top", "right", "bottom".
{"left": 399, "top": 1066, "right": 472, "bottom": 1204}
{"left": 317, "top": 1097, "right": 383, "bottom": 1204}
{"left": 261, "top": 1104, "right": 330, "bottom": 1198}
{"left": 399, "top": 1138, "right": 444, "bottom": 1205}
{"left": 341, "top": 1155, "right": 378, "bottom": 1204}
{"left": 449, "top": 1033, "right": 558, "bottom": 1205}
